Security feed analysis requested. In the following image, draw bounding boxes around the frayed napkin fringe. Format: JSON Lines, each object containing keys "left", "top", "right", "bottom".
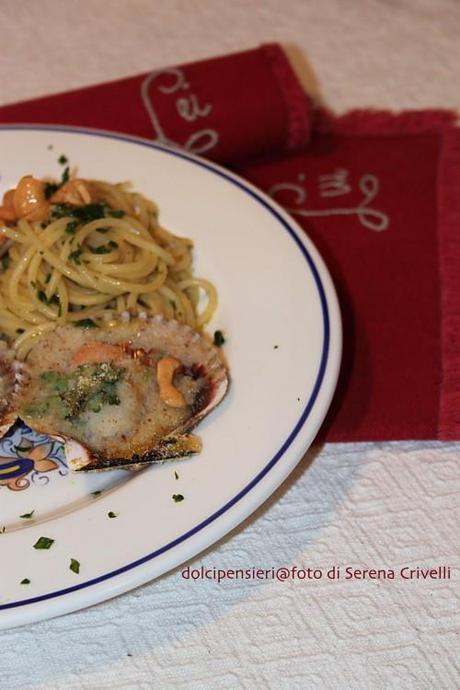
{"left": 314, "top": 107, "right": 460, "bottom": 440}
{"left": 315, "top": 108, "right": 458, "bottom": 136}
{"left": 438, "top": 125, "right": 460, "bottom": 439}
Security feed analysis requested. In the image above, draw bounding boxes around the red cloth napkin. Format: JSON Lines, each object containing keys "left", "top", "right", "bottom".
{"left": 0, "top": 45, "right": 458, "bottom": 441}
{"left": 0, "top": 45, "right": 311, "bottom": 165}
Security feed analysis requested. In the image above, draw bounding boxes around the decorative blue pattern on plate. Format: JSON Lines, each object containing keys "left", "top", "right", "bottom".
{"left": 0, "top": 423, "right": 67, "bottom": 491}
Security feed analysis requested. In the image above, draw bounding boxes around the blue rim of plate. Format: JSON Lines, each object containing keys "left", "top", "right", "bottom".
{"left": 0, "top": 125, "right": 331, "bottom": 611}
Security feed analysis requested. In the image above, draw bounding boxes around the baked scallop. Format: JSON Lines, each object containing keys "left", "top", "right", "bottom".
{"left": 16, "top": 316, "right": 228, "bottom": 471}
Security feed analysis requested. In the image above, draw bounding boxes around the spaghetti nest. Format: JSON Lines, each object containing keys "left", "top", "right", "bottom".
{"left": 0, "top": 175, "right": 217, "bottom": 360}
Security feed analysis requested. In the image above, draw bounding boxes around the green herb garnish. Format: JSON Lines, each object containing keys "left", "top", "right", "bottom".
{"left": 65, "top": 220, "right": 79, "bottom": 235}
{"left": 108, "top": 511, "right": 118, "bottom": 518}
{"left": 174, "top": 471, "right": 179, "bottom": 480}
{"left": 32, "top": 362, "right": 124, "bottom": 419}
{"left": 69, "top": 246, "right": 83, "bottom": 265}
{"left": 1, "top": 254, "right": 10, "bottom": 270}
{"left": 20, "top": 578, "right": 31, "bottom": 585}
{"left": 91, "top": 490, "right": 101, "bottom": 496}
{"left": 50, "top": 203, "right": 72, "bottom": 219}
{"left": 16, "top": 328, "right": 25, "bottom": 334}
{"left": 33, "top": 536, "right": 54, "bottom": 550}
{"left": 50, "top": 202, "right": 124, "bottom": 224}
{"left": 75, "top": 319, "right": 98, "bottom": 328}
{"left": 91, "top": 240, "right": 118, "bottom": 254}
{"left": 49, "top": 294, "right": 60, "bottom": 307}
{"left": 213, "top": 330, "right": 225, "bottom": 347}
{"left": 36, "top": 290, "right": 61, "bottom": 312}
{"left": 44, "top": 181, "right": 59, "bottom": 199}
{"left": 58, "top": 155, "right": 68, "bottom": 165}
{"left": 45, "top": 273, "right": 52, "bottom": 284}
{"left": 69, "top": 558, "right": 80, "bottom": 574}
{"left": 19, "top": 510, "right": 34, "bottom": 519}
{"left": 40, "top": 370, "right": 69, "bottom": 393}
{"left": 172, "top": 494, "right": 184, "bottom": 503}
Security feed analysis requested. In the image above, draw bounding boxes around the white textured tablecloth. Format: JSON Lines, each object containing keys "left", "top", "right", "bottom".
{"left": 1, "top": 2, "right": 459, "bottom": 688}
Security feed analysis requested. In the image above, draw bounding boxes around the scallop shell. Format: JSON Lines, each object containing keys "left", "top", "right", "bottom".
{"left": 18, "top": 315, "right": 229, "bottom": 472}
{"left": 0, "top": 341, "right": 25, "bottom": 438}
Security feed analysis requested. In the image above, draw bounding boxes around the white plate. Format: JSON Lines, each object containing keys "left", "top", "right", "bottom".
{"left": 0, "top": 126, "right": 341, "bottom": 629}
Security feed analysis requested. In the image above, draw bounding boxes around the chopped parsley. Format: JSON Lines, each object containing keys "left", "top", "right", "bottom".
{"left": 45, "top": 273, "right": 52, "bottom": 284}
{"left": 50, "top": 202, "right": 125, "bottom": 225}
{"left": 50, "top": 203, "right": 72, "bottom": 219}
{"left": 72, "top": 203, "right": 108, "bottom": 222}
{"left": 61, "top": 166, "right": 70, "bottom": 184}
{"left": 19, "top": 510, "right": 34, "bottom": 519}
{"left": 16, "top": 328, "right": 25, "bottom": 334}
{"left": 91, "top": 490, "right": 102, "bottom": 496}
{"left": 58, "top": 155, "right": 68, "bottom": 165}
{"left": 20, "top": 578, "right": 31, "bottom": 585}
{"left": 75, "top": 318, "right": 98, "bottom": 328}
{"left": 44, "top": 164, "right": 70, "bottom": 199}
{"left": 1, "top": 254, "right": 10, "bottom": 270}
{"left": 49, "top": 294, "right": 60, "bottom": 307}
{"left": 174, "top": 471, "right": 179, "bottom": 480}
{"left": 172, "top": 494, "right": 184, "bottom": 503}
{"left": 108, "top": 511, "right": 118, "bottom": 518}
{"left": 65, "top": 220, "right": 79, "bottom": 235}
{"left": 69, "top": 558, "right": 80, "bottom": 574}
{"left": 44, "top": 181, "right": 59, "bottom": 199}
{"left": 36, "top": 290, "right": 61, "bottom": 312}
{"left": 33, "top": 536, "right": 54, "bottom": 550}
{"left": 96, "top": 227, "right": 110, "bottom": 233}
{"left": 213, "top": 330, "right": 225, "bottom": 347}
{"left": 91, "top": 240, "right": 118, "bottom": 254}
{"left": 69, "top": 246, "right": 83, "bottom": 265}
{"left": 273, "top": 345, "right": 279, "bottom": 349}
{"left": 33, "top": 362, "right": 124, "bottom": 418}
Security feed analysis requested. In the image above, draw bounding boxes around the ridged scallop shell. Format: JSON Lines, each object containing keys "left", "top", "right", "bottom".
{"left": 18, "top": 314, "right": 229, "bottom": 472}
{"left": 0, "top": 341, "right": 25, "bottom": 438}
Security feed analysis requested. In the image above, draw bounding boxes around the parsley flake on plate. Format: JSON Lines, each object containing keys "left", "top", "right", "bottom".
{"left": 172, "top": 494, "right": 184, "bottom": 503}
{"left": 213, "top": 330, "right": 225, "bottom": 347}
{"left": 19, "top": 510, "right": 35, "bottom": 519}
{"left": 69, "top": 558, "right": 80, "bottom": 574}
{"left": 33, "top": 536, "right": 54, "bottom": 550}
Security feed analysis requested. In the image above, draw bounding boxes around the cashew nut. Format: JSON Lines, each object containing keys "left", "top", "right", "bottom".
{"left": 156, "top": 356, "right": 186, "bottom": 408}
